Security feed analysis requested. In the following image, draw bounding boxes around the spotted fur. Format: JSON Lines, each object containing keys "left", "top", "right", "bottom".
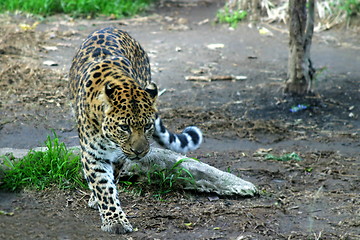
{"left": 69, "top": 27, "right": 202, "bottom": 234}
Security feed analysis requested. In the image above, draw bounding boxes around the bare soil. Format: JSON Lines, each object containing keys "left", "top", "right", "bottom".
{"left": 0, "top": 1, "right": 359, "bottom": 239}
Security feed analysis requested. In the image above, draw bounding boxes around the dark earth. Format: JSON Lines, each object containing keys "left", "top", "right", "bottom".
{"left": 0, "top": 0, "right": 359, "bottom": 239}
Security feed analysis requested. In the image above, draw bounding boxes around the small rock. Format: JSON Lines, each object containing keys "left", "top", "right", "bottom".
{"left": 258, "top": 27, "right": 273, "bottom": 36}
{"left": 167, "top": 24, "right": 189, "bottom": 31}
{"left": 207, "top": 43, "right": 225, "bottom": 50}
{"left": 177, "top": 18, "right": 188, "bottom": 25}
{"left": 43, "top": 60, "right": 58, "bottom": 66}
{"left": 42, "top": 46, "right": 58, "bottom": 51}
{"left": 235, "top": 76, "right": 247, "bottom": 80}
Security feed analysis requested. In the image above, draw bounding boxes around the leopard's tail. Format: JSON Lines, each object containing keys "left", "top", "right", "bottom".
{"left": 153, "top": 114, "right": 203, "bottom": 154}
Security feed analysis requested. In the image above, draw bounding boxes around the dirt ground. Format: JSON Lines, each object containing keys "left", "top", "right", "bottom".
{"left": 0, "top": 0, "right": 359, "bottom": 239}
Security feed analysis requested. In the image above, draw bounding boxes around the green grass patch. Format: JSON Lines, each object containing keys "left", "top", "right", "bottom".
{"left": 0, "top": 0, "right": 155, "bottom": 18}
{"left": 120, "top": 158, "right": 196, "bottom": 199}
{"left": 216, "top": 6, "right": 248, "bottom": 28}
{"left": 147, "top": 158, "right": 196, "bottom": 198}
{"left": 265, "top": 152, "right": 302, "bottom": 162}
{"left": 339, "top": 0, "right": 360, "bottom": 17}
{"left": 0, "top": 133, "right": 195, "bottom": 199}
{"left": 0, "top": 134, "right": 86, "bottom": 191}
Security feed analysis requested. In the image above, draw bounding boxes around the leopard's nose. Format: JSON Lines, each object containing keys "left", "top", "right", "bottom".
{"left": 130, "top": 147, "right": 147, "bottom": 157}
{"left": 131, "top": 148, "right": 143, "bottom": 155}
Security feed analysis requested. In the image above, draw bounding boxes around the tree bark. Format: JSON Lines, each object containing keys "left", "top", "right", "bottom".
{"left": 285, "top": 0, "right": 316, "bottom": 95}
{"left": 119, "top": 148, "right": 258, "bottom": 196}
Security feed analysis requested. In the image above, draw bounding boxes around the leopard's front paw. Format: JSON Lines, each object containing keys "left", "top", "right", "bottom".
{"left": 101, "top": 219, "right": 133, "bottom": 234}
{"left": 88, "top": 192, "right": 98, "bottom": 209}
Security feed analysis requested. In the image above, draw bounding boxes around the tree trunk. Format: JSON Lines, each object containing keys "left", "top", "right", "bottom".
{"left": 285, "top": 0, "right": 316, "bottom": 95}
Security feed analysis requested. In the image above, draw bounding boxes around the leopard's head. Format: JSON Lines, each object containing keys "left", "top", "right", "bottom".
{"left": 101, "top": 78, "right": 158, "bottom": 159}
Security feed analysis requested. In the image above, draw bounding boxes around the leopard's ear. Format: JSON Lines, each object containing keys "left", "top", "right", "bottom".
{"left": 101, "top": 82, "right": 116, "bottom": 112}
{"left": 145, "top": 82, "right": 158, "bottom": 100}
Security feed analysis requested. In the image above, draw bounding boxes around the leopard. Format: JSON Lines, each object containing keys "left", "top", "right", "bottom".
{"left": 69, "top": 27, "right": 202, "bottom": 234}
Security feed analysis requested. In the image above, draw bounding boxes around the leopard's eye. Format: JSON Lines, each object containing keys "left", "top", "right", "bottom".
{"left": 144, "top": 123, "right": 153, "bottom": 131}
{"left": 119, "top": 125, "right": 130, "bottom": 132}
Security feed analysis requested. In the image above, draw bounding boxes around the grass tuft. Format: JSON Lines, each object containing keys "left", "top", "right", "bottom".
{"left": 0, "top": 134, "right": 86, "bottom": 191}
{"left": 147, "top": 158, "right": 196, "bottom": 198}
{"left": 216, "top": 6, "right": 248, "bottom": 28}
{"left": 339, "top": 0, "right": 360, "bottom": 17}
{"left": 120, "top": 158, "right": 196, "bottom": 199}
{"left": 265, "top": 152, "right": 302, "bottom": 162}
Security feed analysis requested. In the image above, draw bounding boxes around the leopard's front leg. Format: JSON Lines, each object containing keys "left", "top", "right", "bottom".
{"left": 81, "top": 153, "right": 133, "bottom": 234}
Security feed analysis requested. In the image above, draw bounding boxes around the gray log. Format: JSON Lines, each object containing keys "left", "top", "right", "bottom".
{"left": 119, "top": 148, "right": 258, "bottom": 197}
